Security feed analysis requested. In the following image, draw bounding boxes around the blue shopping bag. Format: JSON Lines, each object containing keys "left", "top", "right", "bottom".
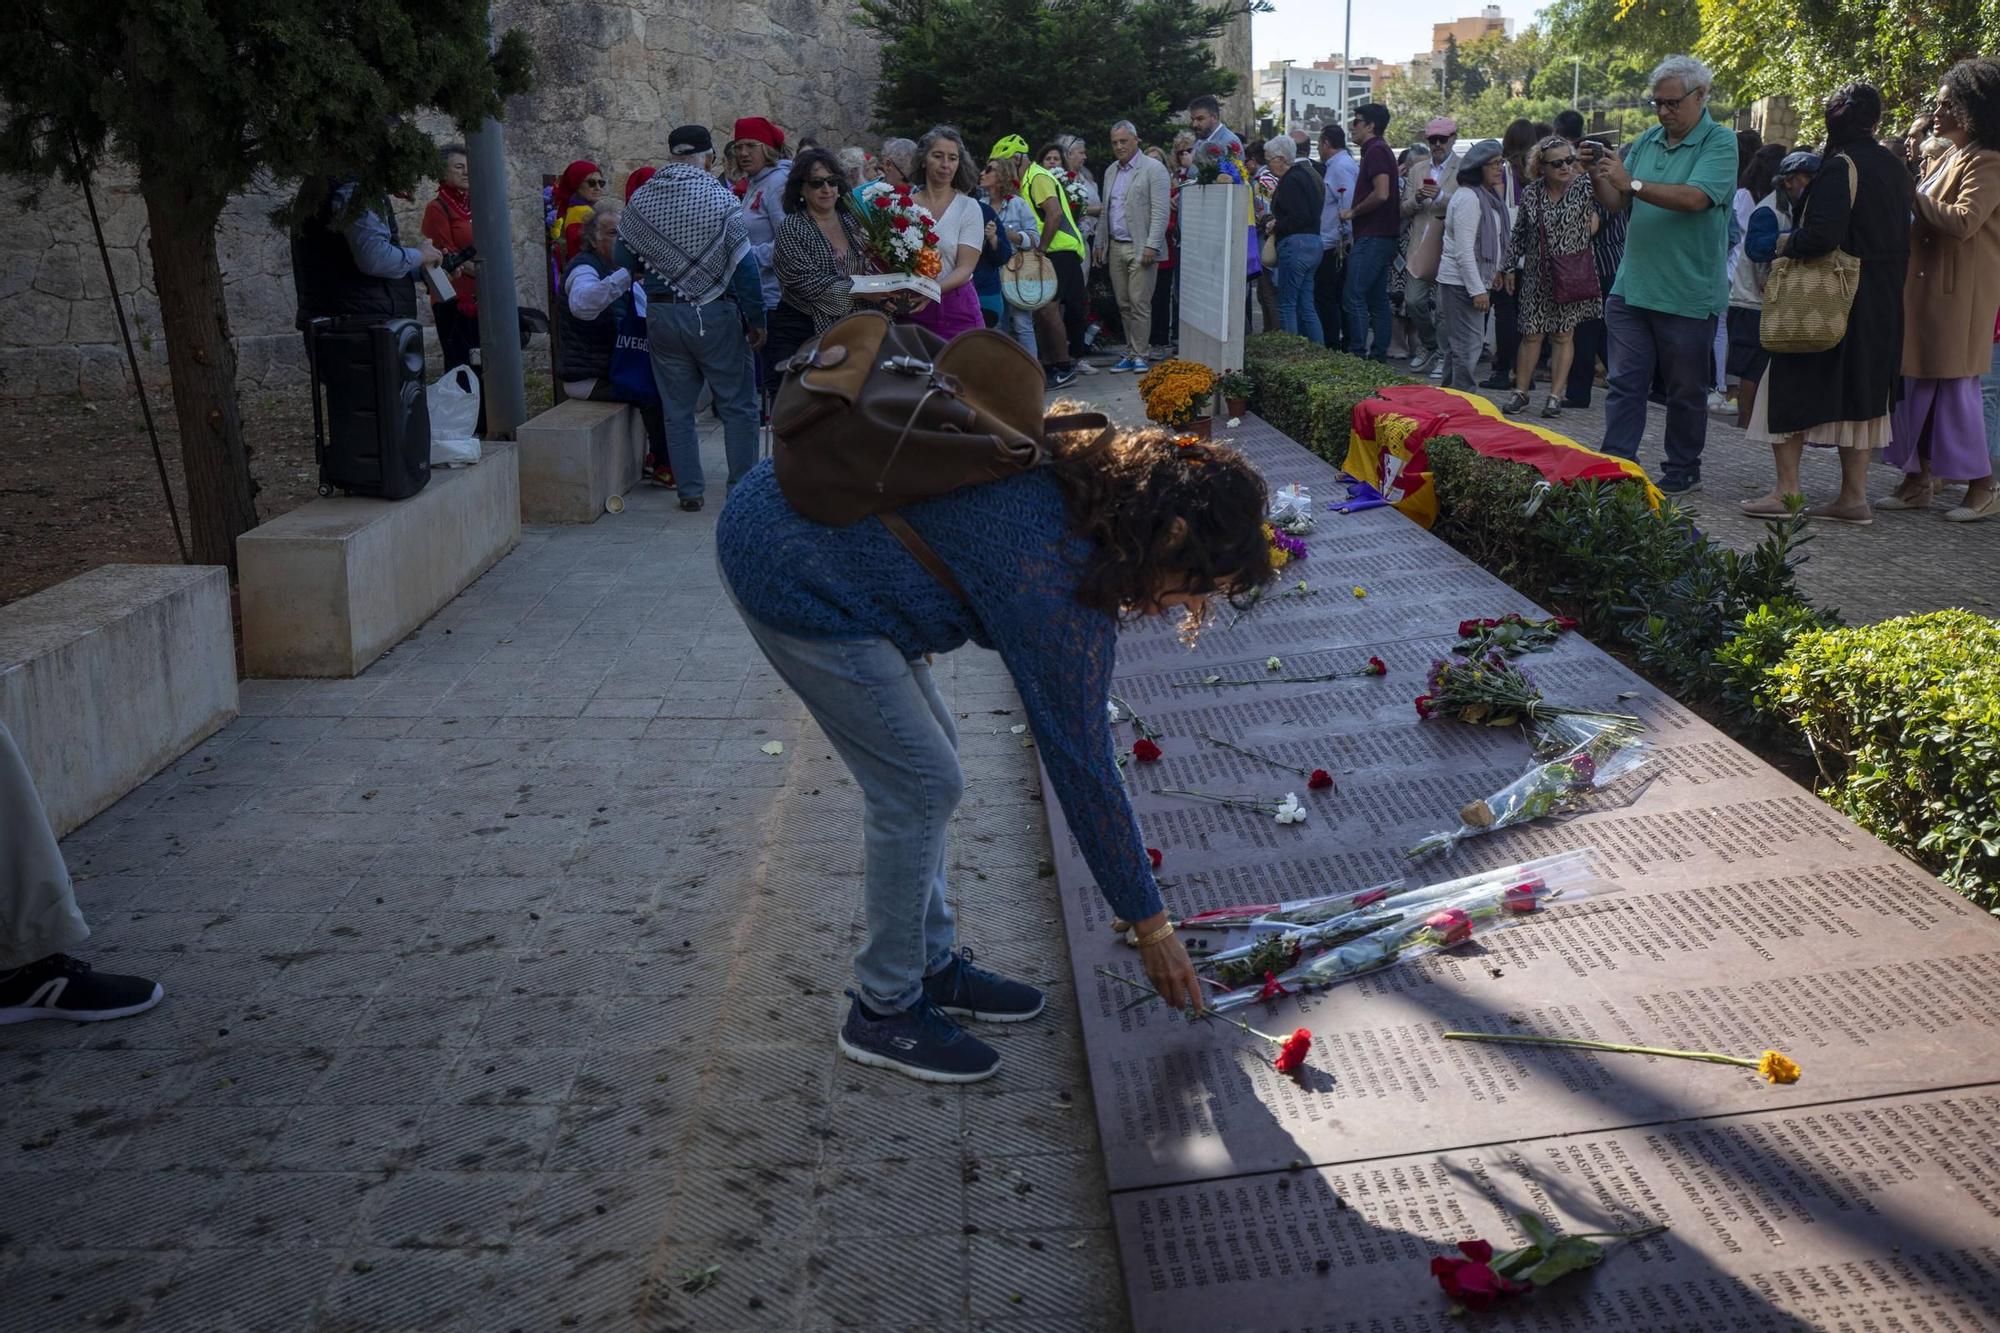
{"left": 608, "top": 285, "right": 659, "bottom": 405}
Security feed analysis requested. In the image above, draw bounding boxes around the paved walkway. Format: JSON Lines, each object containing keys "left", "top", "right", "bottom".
{"left": 1, "top": 416, "right": 1121, "bottom": 1331}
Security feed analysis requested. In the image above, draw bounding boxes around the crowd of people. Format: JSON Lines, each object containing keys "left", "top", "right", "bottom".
{"left": 1274, "top": 55, "right": 2000, "bottom": 521}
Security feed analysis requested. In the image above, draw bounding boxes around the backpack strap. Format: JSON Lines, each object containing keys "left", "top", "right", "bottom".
{"left": 1043, "top": 411, "right": 1113, "bottom": 451}
{"left": 880, "top": 511, "right": 971, "bottom": 606}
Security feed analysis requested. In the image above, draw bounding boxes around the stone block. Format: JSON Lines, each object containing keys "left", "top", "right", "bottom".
{"left": 0, "top": 345, "right": 80, "bottom": 398}
{"left": 0, "top": 564, "right": 237, "bottom": 837}
{"left": 514, "top": 398, "right": 644, "bottom": 524}
{"left": 238, "top": 443, "right": 520, "bottom": 678}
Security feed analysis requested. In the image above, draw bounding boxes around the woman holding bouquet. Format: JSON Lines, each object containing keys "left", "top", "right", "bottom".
{"left": 903, "top": 125, "right": 987, "bottom": 340}
{"left": 768, "top": 148, "right": 870, "bottom": 392}
{"left": 718, "top": 428, "right": 1276, "bottom": 1082}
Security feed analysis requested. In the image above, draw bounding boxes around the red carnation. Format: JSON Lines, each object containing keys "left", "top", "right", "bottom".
{"left": 1273, "top": 1027, "right": 1312, "bottom": 1074}
{"left": 1133, "top": 738, "right": 1162, "bottom": 763}
{"left": 1147, "top": 847, "right": 1163, "bottom": 870}
{"left": 871, "top": 195, "right": 888, "bottom": 211}
{"left": 1308, "top": 769, "right": 1334, "bottom": 790}
{"left": 1431, "top": 1240, "right": 1532, "bottom": 1312}
{"left": 1554, "top": 615, "right": 1580, "bottom": 630}
{"left": 1457, "top": 620, "right": 1480, "bottom": 638}
{"left": 923, "top": 231, "right": 939, "bottom": 245}
{"left": 1257, "top": 970, "right": 1288, "bottom": 1001}
{"left": 1366, "top": 656, "right": 1387, "bottom": 676}
{"left": 892, "top": 215, "right": 910, "bottom": 231}
{"left": 1415, "top": 695, "right": 1435, "bottom": 719}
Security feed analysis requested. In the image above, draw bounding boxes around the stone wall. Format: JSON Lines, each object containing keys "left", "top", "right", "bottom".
{"left": 0, "top": 0, "right": 882, "bottom": 401}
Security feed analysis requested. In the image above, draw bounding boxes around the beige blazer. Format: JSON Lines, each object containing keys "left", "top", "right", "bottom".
{"left": 1092, "top": 153, "right": 1171, "bottom": 262}
{"left": 1903, "top": 146, "right": 2000, "bottom": 380}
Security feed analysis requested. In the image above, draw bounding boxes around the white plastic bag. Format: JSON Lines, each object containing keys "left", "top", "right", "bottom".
{"left": 427, "top": 366, "right": 482, "bottom": 466}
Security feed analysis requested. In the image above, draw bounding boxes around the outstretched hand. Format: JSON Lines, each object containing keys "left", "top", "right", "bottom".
{"left": 1134, "top": 913, "right": 1205, "bottom": 1013}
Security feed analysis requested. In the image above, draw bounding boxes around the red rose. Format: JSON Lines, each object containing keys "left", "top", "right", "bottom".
{"left": 1480, "top": 617, "right": 1499, "bottom": 628}
{"left": 1274, "top": 1027, "right": 1312, "bottom": 1074}
{"left": 1415, "top": 695, "right": 1435, "bottom": 719}
{"left": 1133, "top": 738, "right": 1162, "bottom": 763}
{"left": 1308, "top": 769, "right": 1334, "bottom": 790}
{"left": 1366, "top": 656, "right": 1387, "bottom": 676}
{"left": 1425, "top": 908, "right": 1473, "bottom": 945}
{"left": 1353, "top": 887, "right": 1389, "bottom": 907}
{"left": 1147, "top": 847, "right": 1163, "bottom": 870}
{"left": 1457, "top": 620, "right": 1480, "bottom": 638}
{"left": 1554, "top": 615, "right": 1580, "bottom": 631}
{"left": 1431, "top": 1240, "right": 1532, "bottom": 1312}
{"left": 1502, "top": 883, "right": 1541, "bottom": 913}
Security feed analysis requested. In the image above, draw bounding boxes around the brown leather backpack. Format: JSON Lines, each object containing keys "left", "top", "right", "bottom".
{"left": 770, "top": 311, "right": 1108, "bottom": 600}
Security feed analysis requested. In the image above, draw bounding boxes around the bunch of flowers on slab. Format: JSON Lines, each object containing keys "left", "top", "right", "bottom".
{"left": 1453, "top": 612, "right": 1580, "bottom": 660}
{"left": 1416, "top": 654, "right": 1640, "bottom": 735}
{"left": 1408, "top": 717, "right": 1656, "bottom": 857}
{"left": 1430, "top": 1212, "right": 1669, "bottom": 1315}
{"left": 1138, "top": 359, "right": 1216, "bottom": 428}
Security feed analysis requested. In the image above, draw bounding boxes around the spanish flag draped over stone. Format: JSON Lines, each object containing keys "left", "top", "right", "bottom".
{"left": 1342, "top": 385, "right": 1660, "bottom": 527}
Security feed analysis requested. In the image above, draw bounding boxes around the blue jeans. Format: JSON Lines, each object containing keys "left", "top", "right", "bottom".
{"left": 1602, "top": 293, "right": 1717, "bottom": 481}
{"left": 646, "top": 298, "right": 761, "bottom": 500}
{"left": 1981, "top": 339, "right": 2000, "bottom": 465}
{"left": 1343, "top": 235, "right": 1397, "bottom": 361}
{"left": 1275, "top": 234, "right": 1325, "bottom": 342}
{"left": 726, "top": 591, "right": 960, "bottom": 1013}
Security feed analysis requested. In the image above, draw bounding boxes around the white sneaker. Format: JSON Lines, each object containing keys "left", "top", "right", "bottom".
{"left": 1409, "top": 351, "right": 1430, "bottom": 370}
{"left": 1076, "top": 361, "right": 1101, "bottom": 375}
{"left": 1706, "top": 391, "right": 1733, "bottom": 415}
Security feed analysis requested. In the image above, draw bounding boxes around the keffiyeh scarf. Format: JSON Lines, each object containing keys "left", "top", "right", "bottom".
{"left": 619, "top": 163, "right": 752, "bottom": 304}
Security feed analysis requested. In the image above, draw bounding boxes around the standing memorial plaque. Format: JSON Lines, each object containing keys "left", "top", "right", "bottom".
{"left": 1178, "top": 184, "right": 1249, "bottom": 372}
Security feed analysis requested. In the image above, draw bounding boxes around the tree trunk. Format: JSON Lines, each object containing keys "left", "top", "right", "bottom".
{"left": 139, "top": 172, "right": 260, "bottom": 571}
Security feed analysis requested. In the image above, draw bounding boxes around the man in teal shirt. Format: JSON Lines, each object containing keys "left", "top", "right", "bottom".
{"left": 1586, "top": 55, "right": 1738, "bottom": 493}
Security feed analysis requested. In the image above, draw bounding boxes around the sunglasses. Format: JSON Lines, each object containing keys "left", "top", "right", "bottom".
{"left": 1543, "top": 156, "right": 1577, "bottom": 169}
{"left": 583, "top": 176, "right": 606, "bottom": 187}
{"left": 803, "top": 176, "right": 843, "bottom": 189}
{"left": 1427, "top": 136, "right": 1451, "bottom": 144}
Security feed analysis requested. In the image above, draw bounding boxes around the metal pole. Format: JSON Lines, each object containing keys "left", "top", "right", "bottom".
{"left": 1342, "top": 0, "right": 1351, "bottom": 123}
{"left": 1573, "top": 57, "right": 1581, "bottom": 107}
{"left": 466, "top": 116, "right": 527, "bottom": 440}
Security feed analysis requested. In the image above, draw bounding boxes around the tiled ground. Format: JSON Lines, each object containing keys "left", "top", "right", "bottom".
{"left": 0, "top": 418, "right": 1122, "bottom": 1332}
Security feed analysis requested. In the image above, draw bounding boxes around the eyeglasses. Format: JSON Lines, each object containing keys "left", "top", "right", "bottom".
{"left": 1646, "top": 91, "right": 1699, "bottom": 112}
{"left": 803, "top": 176, "right": 843, "bottom": 190}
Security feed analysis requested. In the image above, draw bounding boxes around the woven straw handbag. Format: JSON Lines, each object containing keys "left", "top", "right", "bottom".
{"left": 1761, "top": 154, "right": 1862, "bottom": 354}
{"left": 999, "top": 250, "right": 1058, "bottom": 311}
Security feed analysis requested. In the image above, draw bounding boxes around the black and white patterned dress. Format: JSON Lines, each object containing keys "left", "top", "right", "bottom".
{"left": 1505, "top": 179, "right": 1602, "bottom": 335}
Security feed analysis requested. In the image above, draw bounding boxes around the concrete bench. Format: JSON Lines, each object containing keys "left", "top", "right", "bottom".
{"left": 239, "top": 443, "right": 519, "bottom": 678}
{"left": 515, "top": 398, "right": 646, "bottom": 523}
{"left": 0, "top": 565, "right": 237, "bottom": 837}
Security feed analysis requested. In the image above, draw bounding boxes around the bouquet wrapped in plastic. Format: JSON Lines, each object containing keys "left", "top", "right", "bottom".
{"left": 1407, "top": 719, "right": 1655, "bottom": 858}
{"left": 1200, "top": 851, "right": 1599, "bottom": 1012}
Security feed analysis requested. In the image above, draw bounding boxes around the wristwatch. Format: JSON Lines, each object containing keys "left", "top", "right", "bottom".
{"left": 1630, "top": 178, "right": 1647, "bottom": 195}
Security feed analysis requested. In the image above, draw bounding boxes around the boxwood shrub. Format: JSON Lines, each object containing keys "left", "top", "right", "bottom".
{"left": 1766, "top": 612, "right": 2000, "bottom": 905}
{"left": 1243, "top": 333, "right": 1416, "bottom": 468}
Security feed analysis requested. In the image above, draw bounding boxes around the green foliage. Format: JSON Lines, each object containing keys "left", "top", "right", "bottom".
{"left": 1767, "top": 612, "right": 2000, "bottom": 905}
{"left": 1698, "top": 0, "right": 1999, "bottom": 128}
{"left": 0, "top": 2, "right": 532, "bottom": 211}
{"left": 1715, "top": 598, "right": 1836, "bottom": 733}
{"left": 1543, "top": 0, "right": 1702, "bottom": 71}
{"left": 856, "top": 0, "right": 1252, "bottom": 160}
{"left": 1242, "top": 333, "right": 1416, "bottom": 469}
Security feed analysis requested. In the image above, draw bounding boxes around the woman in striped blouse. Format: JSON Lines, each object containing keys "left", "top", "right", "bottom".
{"left": 767, "top": 147, "right": 871, "bottom": 390}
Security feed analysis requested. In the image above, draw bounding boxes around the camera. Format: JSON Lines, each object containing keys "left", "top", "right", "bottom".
{"left": 441, "top": 245, "right": 478, "bottom": 275}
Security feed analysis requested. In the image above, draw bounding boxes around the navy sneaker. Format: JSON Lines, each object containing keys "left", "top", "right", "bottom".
{"left": 1658, "top": 473, "right": 1703, "bottom": 496}
{"left": 838, "top": 991, "right": 1001, "bottom": 1084}
{"left": 924, "top": 948, "right": 1045, "bottom": 1022}
{"left": 0, "top": 955, "right": 163, "bottom": 1025}
{"left": 1046, "top": 365, "right": 1079, "bottom": 391}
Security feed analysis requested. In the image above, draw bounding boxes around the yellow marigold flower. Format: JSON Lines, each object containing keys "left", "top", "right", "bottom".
{"left": 1757, "top": 1050, "right": 1801, "bottom": 1084}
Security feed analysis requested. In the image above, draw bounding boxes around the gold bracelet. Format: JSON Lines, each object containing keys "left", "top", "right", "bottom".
{"left": 1135, "top": 921, "right": 1176, "bottom": 948}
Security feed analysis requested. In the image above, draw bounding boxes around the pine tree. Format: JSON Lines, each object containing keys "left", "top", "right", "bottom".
{"left": 0, "top": 3, "right": 532, "bottom": 569}
{"left": 857, "top": 0, "right": 1262, "bottom": 159}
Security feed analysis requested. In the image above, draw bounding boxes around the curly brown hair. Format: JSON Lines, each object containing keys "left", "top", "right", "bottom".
{"left": 1042, "top": 416, "right": 1276, "bottom": 617}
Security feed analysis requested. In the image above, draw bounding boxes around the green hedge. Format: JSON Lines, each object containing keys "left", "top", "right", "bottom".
{"left": 1240, "top": 335, "right": 1998, "bottom": 904}
{"left": 1244, "top": 333, "right": 1416, "bottom": 468}
{"left": 1768, "top": 612, "right": 2000, "bottom": 905}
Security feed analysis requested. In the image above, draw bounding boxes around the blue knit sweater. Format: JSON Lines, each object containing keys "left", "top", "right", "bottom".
{"left": 718, "top": 461, "right": 1163, "bottom": 925}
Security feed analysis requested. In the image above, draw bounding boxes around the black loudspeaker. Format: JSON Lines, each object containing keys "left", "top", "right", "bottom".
{"left": 308, "top": 318, "right": 432, "bottom": 500}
